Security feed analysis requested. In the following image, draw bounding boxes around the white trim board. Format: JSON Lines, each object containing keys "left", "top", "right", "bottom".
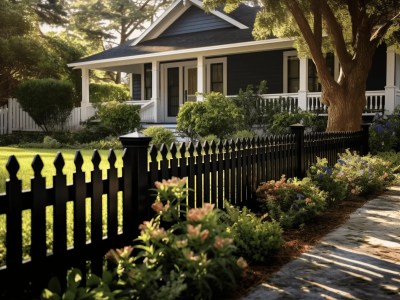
{"left": 68, "top": 38, "right": 295, "bottom": 70}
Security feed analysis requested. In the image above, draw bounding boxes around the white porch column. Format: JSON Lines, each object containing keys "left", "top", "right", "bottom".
{"left": 298, "top": 57, "right": 308, "bottom": 111}
{"left": 128, "top": 73, "right": 133, "bottom": 99}
{"left": 81, "top": 67, "right": 90, "bottom": 121}
{"left": 197, "top": 55, "right": 205, "bottom": 101}
{"left": 151, "top": 61, "right": 160, "bottom": 122}
{"left": 385, "top": 47, "right": 396, "bottom": 114}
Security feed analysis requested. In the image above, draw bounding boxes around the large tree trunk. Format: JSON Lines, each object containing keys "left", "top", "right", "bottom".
{"left": 319, "top": 50, "right": 373, "bottom": 132}
{"left": 324, "top": 87, "right": 366, "bottom": 132}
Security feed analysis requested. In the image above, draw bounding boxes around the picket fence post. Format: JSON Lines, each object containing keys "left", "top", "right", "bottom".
{"left": 119, "top": 131, "right": 152, "bottom": 240}
{"left": 290, "top": 124, "right": 305, "bottom": 178}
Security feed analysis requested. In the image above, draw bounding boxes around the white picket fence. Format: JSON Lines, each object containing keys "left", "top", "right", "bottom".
{"left": 0, "top": 99, "right": 92, "bottom": 135}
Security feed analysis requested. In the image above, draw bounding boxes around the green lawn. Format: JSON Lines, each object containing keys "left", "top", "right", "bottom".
{"left": 0, "top": 147, "right": 124, "bottom": 193}
{"left": 0, "top": 147, "right": 125, "bottom": 265}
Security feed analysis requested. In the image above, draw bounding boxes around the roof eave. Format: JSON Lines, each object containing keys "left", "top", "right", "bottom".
{"left": 67, "top": 38, "right": 295, "bottom": 69}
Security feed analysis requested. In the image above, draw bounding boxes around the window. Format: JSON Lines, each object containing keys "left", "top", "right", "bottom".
{"left": 287, "top": 56, "right": 300, "bottom": 93}
{"left": 210, "top": 63, "right": 223, "bottom": 93}
{"left": 308, "top": 53, "right": 334, "bottom": 92}
{"left": 144, "top": 63, "right": 152, "bottom": 100}
{"left": 284, "top": 52, "right": 335, "bottom": 93}
{"left": 132, "top": 74, "right": 141, "bottom": 100}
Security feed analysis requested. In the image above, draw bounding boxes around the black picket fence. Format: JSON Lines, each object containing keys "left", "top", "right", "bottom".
{"left": 0, "top": 124, "right": 369, "bottom": 299}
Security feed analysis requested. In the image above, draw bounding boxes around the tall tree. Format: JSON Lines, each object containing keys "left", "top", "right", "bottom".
{"left": 204, "top": 0, "right": 400, "bottom": 132}
{"left": 69, "top": 0, "right": 172, "bottom": 83}
{"left": 0, "top": 0, "right": 83, "bottom": 104}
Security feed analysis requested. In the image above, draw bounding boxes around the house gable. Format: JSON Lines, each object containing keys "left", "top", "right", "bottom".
{"left": 160, "top": 5, "right": 233, "bottom": 37}
{"left": 131, "top": 0, "right": 248, "bottom": 45}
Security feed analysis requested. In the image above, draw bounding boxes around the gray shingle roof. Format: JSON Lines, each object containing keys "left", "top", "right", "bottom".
{"left": 74, "top": 4, "right": 260, "bottom": 64}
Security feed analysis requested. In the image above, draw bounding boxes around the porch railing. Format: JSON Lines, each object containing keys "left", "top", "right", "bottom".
{"left": 304, "top": 91, "right": 386, "bottom": 114}
{"left": 126, "top": 100, "right": 156, "bottom": 123}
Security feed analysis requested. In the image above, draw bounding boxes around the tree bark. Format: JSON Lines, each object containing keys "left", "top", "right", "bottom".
{"left": 324, "top": 87, "right": 365, "bottom": 132}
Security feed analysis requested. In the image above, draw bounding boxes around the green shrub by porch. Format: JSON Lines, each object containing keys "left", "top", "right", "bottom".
{"left": 16, "top": 79, "right": 74, "bottom": 132}
{"left": 177, "top": 92, "right": 242, "bottom": 140}
{"left": 97, "top": 101, "right": 140, "bottom": 135}
{"left": 89, "top": 83, "right": 130, "bottom": 105}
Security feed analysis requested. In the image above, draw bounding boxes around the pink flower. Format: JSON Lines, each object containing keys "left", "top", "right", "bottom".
{"left": 187, "top": 203, "right": 215, "bottom": 221}
{"left": 187, "top": 224, "right": 201, "bottom": 238}
{"left": 154, "top": 177, "right": 187, "bottom": 190}
{"left": 151, "top": 201, "right": 164, "bottom": 213}
{"left": 214, "top": 236, "right": 233, "bottom": 250}
{"left": 305, "top": 198, "right": 312, "bottom": 204}
{"left": 151, "top": 228, "right": 166, "bottom": 239}
{"left": 200, "top": 229, "right": 209, "bottom": 242}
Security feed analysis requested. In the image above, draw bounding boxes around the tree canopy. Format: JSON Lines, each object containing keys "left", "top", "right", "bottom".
{"left": 204, "top": 0, "right": 400, "bottom": 131}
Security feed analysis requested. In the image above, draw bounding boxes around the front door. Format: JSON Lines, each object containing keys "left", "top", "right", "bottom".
{"left": 184, "top": 67, "right": 197, "bottom": 102}
{"left": 163, "top": 61, "right": 197, "bottom": 122}
{"left": 167, "top": 67, "right": 180, "bottom": 118}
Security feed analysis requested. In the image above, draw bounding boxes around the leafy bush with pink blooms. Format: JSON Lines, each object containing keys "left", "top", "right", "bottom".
{"left": 42, "top": 177, "right": 247, "bottom": 300}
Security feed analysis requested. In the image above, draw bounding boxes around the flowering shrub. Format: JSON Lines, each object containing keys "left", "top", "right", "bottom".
{"left": 334, "top": 150, "right": 396, "bottom": 196}
{"left": 369, "top": 109, "right": 400, "bottom": 153}
{"left": 308, "top": 157, "right": 349, "bottom": 205}
{"left": 223, "top": 202, "right": 283, "bottom": 263}
{"left": 256, "top": 176, "right": 328, "bottom": 228}
{"left": 42, "top": 177, "right": 246, "bottom": 300}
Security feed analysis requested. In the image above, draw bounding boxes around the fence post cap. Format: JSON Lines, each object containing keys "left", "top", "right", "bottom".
{"left": 119, "top": 129, "right": 152, "bottom": 146}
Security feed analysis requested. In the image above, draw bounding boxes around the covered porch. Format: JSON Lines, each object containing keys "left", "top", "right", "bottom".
{"left": 71, "top": 43, "right": 400, "bottom": 124}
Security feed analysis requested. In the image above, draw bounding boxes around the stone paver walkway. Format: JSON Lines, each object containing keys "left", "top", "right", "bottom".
{"left": 242, "top": 185, "right": 400, "bottom": 300}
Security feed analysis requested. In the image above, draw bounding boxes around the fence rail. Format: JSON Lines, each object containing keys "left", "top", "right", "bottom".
{"left": 0, "top": 125, "right": 369, "bottom": 298}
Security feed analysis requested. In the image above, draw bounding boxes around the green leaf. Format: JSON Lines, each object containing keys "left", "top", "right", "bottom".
{"left": 47, "top": 277, "right": 62, "bottom": 294}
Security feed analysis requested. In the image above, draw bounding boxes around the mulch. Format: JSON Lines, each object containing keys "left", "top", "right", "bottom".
{"left": 222, "top": 192, "right": 381, "bottom": 300}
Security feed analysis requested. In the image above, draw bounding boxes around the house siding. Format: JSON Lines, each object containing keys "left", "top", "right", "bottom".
{"left": 160, "top": 6, "right": 233, "bottom": 37}
{"left": 366, "top": 44, "right": 386, "bottom": 91}
{"left": 227, "top": 50, "right": 284, "bottom": 95}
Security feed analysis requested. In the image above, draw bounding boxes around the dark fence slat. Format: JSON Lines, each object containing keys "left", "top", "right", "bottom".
{"left": 107, "top": 150, "right": 119, "bottom": 245}
{"left": 5, "top": 156, "right": 23, "bottom": 296}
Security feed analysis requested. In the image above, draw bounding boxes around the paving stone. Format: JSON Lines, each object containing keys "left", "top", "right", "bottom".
{"left": 242, "top": 186, "right": 400, "bottom": 300}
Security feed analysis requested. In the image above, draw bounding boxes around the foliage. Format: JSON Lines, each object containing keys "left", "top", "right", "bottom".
{"left": 369, "top": 109, "right": 400, "bottom": 153}
{"left": 231, "top": 80, "right": 270, "bottom": 130}
{"left": 42, "top": 177, "right": 246, "bottom": 300}
{"left": 232, "top": 130, "right": 257, "bottom": 140}
{"left": 142, "top": 126, "right": 176, "bottom": 146}
{"left": 177, "top": 92, "right": 243, "bottom": 140}
{"left": 97, "top": 101, "right": 141, "bottom": 135}
{"left": 69, "top": 0, "right": 171, "bottom": 83}
{"left": 199, "top": 135, "right": 220, "bottom": 144}
{"left": 42, "top": 136, "right": 62, "bottom": 149}
{"left": 203, "top": 0, "right": 400, "bottom": 132}
{"left": 376, "top": 151, "right": 400, "bottom": 173}
{"left": 0, "top": 132, "right": 45, "bottom": 146}
{"left": 0, "top": 1, "right": 83, "bottom": 103}
{"left": 89, "top": 83, "right": 130, "bottom": 105}
{"left": 307, "top": 157, "right": 349, "bottom": 205}
{"left": 223, "top": 202, "right": 283, "bottom": 263}
{"left": 268, "top": 111, "right": 326, "bottom": 134}
{"left": 334, "top": 150, "right": 396, "bottom": 196}
{"left": 16, "top": 79, "right": 74, "bottom": 132}
{"left": 256, "top": 176, "right": 328, "bottom": 228}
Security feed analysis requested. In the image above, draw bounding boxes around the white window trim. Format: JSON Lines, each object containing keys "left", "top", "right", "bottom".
{"left": 283, "top": 50, "right": 298, "bottom": 93}
{"left": 206, "top": 57, "right": 227, "bottom": 95}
